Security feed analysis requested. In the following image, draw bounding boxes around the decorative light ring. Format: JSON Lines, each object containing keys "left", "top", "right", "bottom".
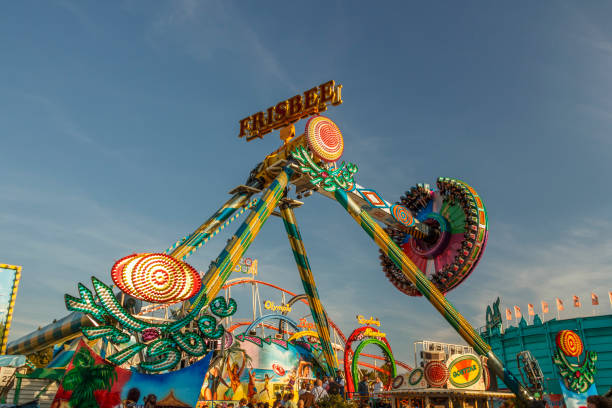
{"left": 111, "top": 254, "right": 141, "bottom": 297}
{"left": 424, "top": 361, "right": 449, "bottom": 387}
{"left": 408, "top": 368, "right": 424, "bottom": 386}
{"left": 380, "top": 178, "right": 488, "bottom": 296}
{"left": 392, "top": 375, "right": 404, "bottom": 389}
{"left": 111, "top": 253, "right": 201, "bottom": 304}
{"left": 391, "top": 204, "right": 415, "bottom": 227}
{"left": 556, "top": 330, "right": 583, "bottom": 357}
{"left": 305, "top": 116, "right": 344, "bottom": 163}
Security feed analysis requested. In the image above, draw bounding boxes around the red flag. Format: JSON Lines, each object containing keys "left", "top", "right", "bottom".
{"left": 556, "top": 298, "right": 564, "bottom": 311}
{"left": 609, "top": 291, "right": 612, "bottom": 306}
{"left": 592, "top": 292, "right": 599, "bottom": 306}
{"left": 528, "top": 304, "right": 535, "bottom": 316}
{"left": 514, "top": 306, "right": 522, "bottom": 320}
{"left": 541, "top": 301, "right": 549, "bottom": 314}
{"left": 506, "top": 308, "right": 512, "bottom": 321}
{"left": 573, "top": 295, "right": 581, "bottom": 308}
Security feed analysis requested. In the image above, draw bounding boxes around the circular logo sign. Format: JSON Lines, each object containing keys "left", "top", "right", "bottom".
{"left": 556, "top": 330, "right": 583, "bottom": 357}
{"left": 448, "top": 355, "right": 482, "bottom": 388}
{"left": 305, "top": 116, "right": 344, "bottom": 163}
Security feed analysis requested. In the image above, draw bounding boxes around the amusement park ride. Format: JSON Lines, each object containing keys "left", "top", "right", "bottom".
{"left": 7, "top": 80, "right": 535, "bottom": 403}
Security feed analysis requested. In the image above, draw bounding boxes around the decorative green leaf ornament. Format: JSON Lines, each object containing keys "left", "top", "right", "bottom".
{"left": 65, "top": 277, "right": 237, "bottom": 372}
{"left": 292, "top": 145, "right": 358, "bottom": 192}
{"left": 553, "top": 348, "right": 597, "bottom": 393}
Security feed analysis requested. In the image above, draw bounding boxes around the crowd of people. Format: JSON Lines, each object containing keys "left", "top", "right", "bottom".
{"left": 356, "top": 377, "right": 390, "bottom": 408}
{"left": 201, "top": 370, "right": 396, "bottom": 408}
{"left": 203, "top": 371, "right": 347, "bottom": 408}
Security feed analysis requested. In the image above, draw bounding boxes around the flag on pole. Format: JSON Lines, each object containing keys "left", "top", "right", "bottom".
{"left": 514, "top": 306, "right": 522, "bottom": 320}
{"left": 556, "top": 298, "right": 564, "bottom": 311}
{"left": 506, "top": 308, "right": 512, "bottom": 321}
{"left": 573, "top": 295, "right": 581, "bottom": 308}
{"left": 592, "top": 292, "right": 599, "bottom": 306}
{"left": 528, "top": 304, "right": 535, "bottom": 316}
{"left": 608, "top": 291, "right": 612, "bottom": 307}
{"left": 541, "top": 301, "right": 549, "bottom": 314}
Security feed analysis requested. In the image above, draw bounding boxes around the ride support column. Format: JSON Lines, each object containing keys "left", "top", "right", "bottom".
{"left": 332, "top": 187, "right": 533, "bottom": 402}
{"left": 279, "top": 203, "right": 338, "bottom": 376}
{"left": 168, "top": 183, "right": 262, "bottom": 261}
{"left": 192, "top": 167, "right": 294, "bottom": 307}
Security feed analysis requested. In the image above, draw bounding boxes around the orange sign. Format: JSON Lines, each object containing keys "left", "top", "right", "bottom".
{"left": 238, "top": 80, "right": 343, "bottom": 141}
{"left": 297, "top": 318, "right": 315, "bottom": 330}
{"left": 448, "top": 355, "right": 481, "bottom": 388}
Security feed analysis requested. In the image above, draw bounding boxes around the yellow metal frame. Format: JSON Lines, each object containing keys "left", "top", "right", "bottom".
{"left": 287, "top": 330, "right": 318, "bottom": 342}
{"left": 0, "top": 263, "right": 22, "bottom": 354}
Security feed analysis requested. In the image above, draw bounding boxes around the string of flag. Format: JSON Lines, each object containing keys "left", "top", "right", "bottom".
{"left": 504, "top": 291, "right": 612, "bottom": 322}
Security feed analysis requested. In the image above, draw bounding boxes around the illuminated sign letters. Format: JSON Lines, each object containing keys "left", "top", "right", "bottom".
{"left": 264, "top": 300, "right": 291, "bottom": 314}
{"left": 297, "top": 318, "right": 315, "bottom": 330}
{"left": 363, "top": 327, "right": 386, "bottom": 338}
{"left": 357, "top": 315, "right": 381, "bottom": 327}
{"left": 238, "top": 80, "right": 343, "bottom": 141}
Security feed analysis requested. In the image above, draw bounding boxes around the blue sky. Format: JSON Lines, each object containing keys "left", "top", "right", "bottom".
{"left": 2, "top": 1, "right": 612, "bottom": 366}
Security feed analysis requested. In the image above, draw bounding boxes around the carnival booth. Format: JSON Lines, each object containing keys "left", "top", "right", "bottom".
{"left": 383, "top": 341, "right": 514, "bottom": 408}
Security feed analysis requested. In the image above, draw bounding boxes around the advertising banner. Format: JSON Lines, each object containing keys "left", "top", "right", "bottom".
{"left": 198, "top": 338, "right": 317, "bottom": 405}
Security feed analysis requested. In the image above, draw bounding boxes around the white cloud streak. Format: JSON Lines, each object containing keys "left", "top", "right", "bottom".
{"left": 143, "top": 0, "right": 298, "bottom": 92}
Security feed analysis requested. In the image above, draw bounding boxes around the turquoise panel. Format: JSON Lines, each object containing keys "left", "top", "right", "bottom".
{"left": 483, "top": 314, "right": 612, "bottom": 395}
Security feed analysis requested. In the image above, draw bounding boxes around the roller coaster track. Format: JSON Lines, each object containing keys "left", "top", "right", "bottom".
{"left": 223, "top": 279, "right": 412, "bottom": 372}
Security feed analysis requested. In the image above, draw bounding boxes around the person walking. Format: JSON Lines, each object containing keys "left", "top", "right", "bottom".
{"left": 282, "top": 393, "right": 296, "bottom": 408}
{"left": 372, "top": 378, "right": 383, "bottom": 408}
{"left": 357, "top": 377, "right": 369, "bottom": 408}
{"left": 322, "top": 377, "right": 330, "bottom": 392}
{"left": 311, "top": 380, "right": 328, "bottom": 403}
{"left": 298, "top": 383, "right": 308, "bottom": 396}
{"left": 299, "top": 383, "right": 315, "bottom": 408}
{"left": 334, "top": 370, "right": 346, "bottom": 399}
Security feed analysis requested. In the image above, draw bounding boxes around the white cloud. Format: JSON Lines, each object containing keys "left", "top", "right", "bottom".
{"left": 141, "top": 0, "right": 298, "bottom": 92}
{"left": 19, "top": 93, "right": 125, "bottom": 161}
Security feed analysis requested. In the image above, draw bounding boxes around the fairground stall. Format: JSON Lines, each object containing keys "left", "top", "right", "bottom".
{"left": 382, "top": 341, "right": 514, "bottom": 408}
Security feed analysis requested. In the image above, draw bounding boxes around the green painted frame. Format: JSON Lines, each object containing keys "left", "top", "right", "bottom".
{"left": 350, "top": 338, "right": 397, "bottom": 391}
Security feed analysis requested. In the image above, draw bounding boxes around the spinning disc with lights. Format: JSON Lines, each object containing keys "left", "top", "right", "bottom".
{"left": 380, "top": 179, "right": 488, "bottom": 296}
{"left": 111, "top": 253, "right": 201, "bottom": 304}
{"left": 305, "top": 116, "right": 344, "bottom": 162}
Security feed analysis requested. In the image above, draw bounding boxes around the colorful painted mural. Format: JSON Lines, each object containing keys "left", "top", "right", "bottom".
{"left": 51, "top": 340, "right": 211, "bottom": 408}
{"left": 559, "top": 381, "right": 598, "bottom": 408}
{"left": 198, "top": 338, "right": 318, "bottom": 406}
